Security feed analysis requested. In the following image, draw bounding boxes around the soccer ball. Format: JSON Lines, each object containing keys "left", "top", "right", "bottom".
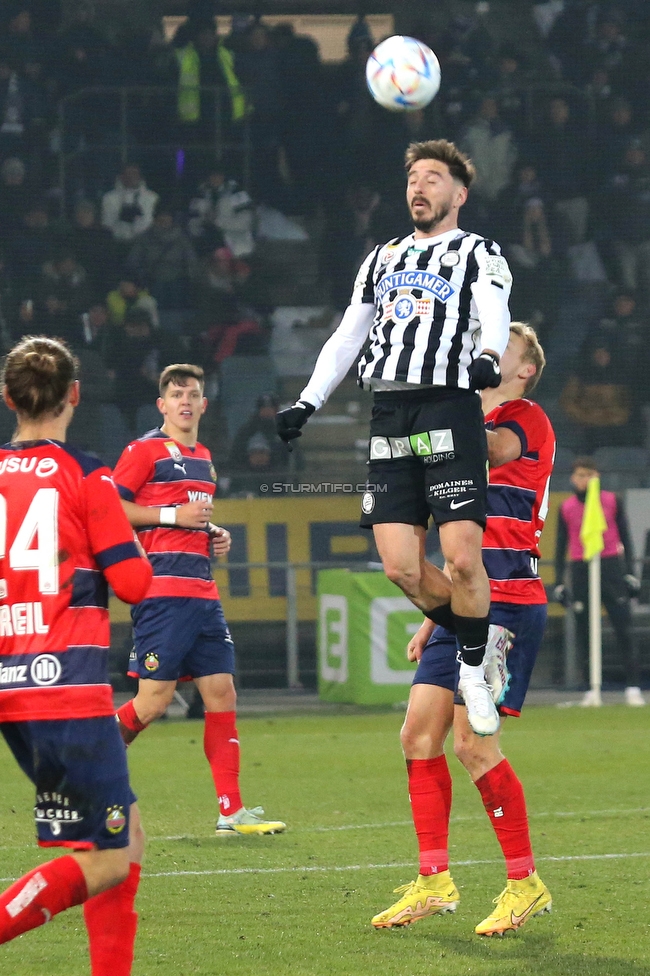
{"left": 366, "top": 35, "right": 441, "bottom": 112}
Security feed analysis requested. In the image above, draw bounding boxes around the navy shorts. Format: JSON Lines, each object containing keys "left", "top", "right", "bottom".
{"left": 413, "top": 602, "right": 548, "bottom": 716}
{"left": 129, "top": 597, "right": 235, "bottom": 681}
{"left": 0, "top": 716, "right": 132, "bottom": 850}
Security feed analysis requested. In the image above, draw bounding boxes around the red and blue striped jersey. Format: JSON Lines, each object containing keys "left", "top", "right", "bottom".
{"left": 113, "top": 429, "right": 218, "bottom": 600}
{"left": 0, "top": 439, "right": 148, "bottom": 721}
{"left": 483, "top": 398, "right": 556, "bottom": 604}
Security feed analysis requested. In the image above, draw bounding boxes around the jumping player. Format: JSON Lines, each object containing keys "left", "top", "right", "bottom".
{"left": 113, "top": 363, "right": 286, "bottom": 836}
{"left": 371, "top": 324, "right": 555, "bottom": 936}
{"left": 277, "top": 139, "right": 513, "bottom": 736}
{"left": 0, "top": 336, "right": 153, "bottom": 976}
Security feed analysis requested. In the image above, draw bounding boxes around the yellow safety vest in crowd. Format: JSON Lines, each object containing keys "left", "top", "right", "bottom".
{"left": 175, "top": 42, "right": 250, "bottom": 124}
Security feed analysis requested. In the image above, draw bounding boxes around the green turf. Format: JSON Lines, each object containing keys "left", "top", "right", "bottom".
{"left": 1, "top": 707, "right": 650, "bottom": 975}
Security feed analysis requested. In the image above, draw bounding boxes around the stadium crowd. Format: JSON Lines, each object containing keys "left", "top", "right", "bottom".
{"left": 1, "top": 0, "right": 650, "bottom": 487}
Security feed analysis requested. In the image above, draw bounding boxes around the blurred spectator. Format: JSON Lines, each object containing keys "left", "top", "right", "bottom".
{"left": 75, "top": 299, "right": 114, "bottom": 359}
{"left": 595, "top": 289, "right": 649, "bottom": 377}
{"left": 581, "top": 9, "right": 638, "bottom": 98}
{"left": 595, "top": 96, "right": 648, "bottom": 183}
{"left": 196, "top": 245, "right": 251, "bottom": 325}
{"left": 101, "top": 163, "right": 159, "bottom": 244}
{"left": 599, "top": 141, "right": 650, "bottom": 300}
{"left": 226, "top": 431, "right": 276, "bottom": 496}
{"left": 0, "top": 7, "right": 46, "bottom": 80}
{"left": 532, "top": 96, "right": 590, "bottom": 243}
{"left": 0, "top": 157, "right": 30, "bottom": 237}
{"left": 170, "top": 15, "right": 249, "bottom": 131}
{"left": 560, "top": 340, "right": 642, "bottom": 450}
{"left": 106, "top": 307, "right": 180, "bottom": 427}
{"left": 66, "top": 199, "right": 120, "bottom": 292}
{"left": 270, "top": 22, "right": 323, "bottom": 213}
{"left": 106, "top": 277, "right": 159, "bottom": 329}
{"left": 236, "top": 22, "right": 283, "bottom": 204}
{"left": 0, "top": 55, "right": 45, "bottom": 160}
{"left": 54, "top": 1, "right": 109, "bottom": 95}
{"left": 228, "top": 392, "right": 288, "bottom": 473}
{"left": 10, "top": 201, "right": 56, "bottom": 286}
{"left": 331, "top": 22, "right": 376, "bottom": 181}
{"left": 188, "top": 166, "right": 254, "bottom": 257}
{"left": 496, "top": 164, "right": 556, "bottom": 325}
{"left": 487, "top": 46, "right": 530, "bottom": 136}
{"left": 324, "top": 184, "right": 380, "bottom": 310}
{"left": 459, "top": 96, "right": 518, "bottom": 213}
{"left": 126, "top": 201, "right": 198, "bottom": 309}
{"left": 197, "top": 246, "right": 262, "bottom": 363}
{"left": 31, "top": 248, "right": 91, "bottom": 343}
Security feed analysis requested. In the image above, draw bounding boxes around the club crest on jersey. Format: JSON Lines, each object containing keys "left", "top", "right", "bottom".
{"left": 164, "top": 441, "right": 183, "bottom": 463}
{"left": 440, "top": 251, "right": 460, "bottom": 267}
{"left": 209, "top": 463, "right": 217, "bottom": 483}
{"left": 144, "top": 652, "right": 160, "bottom": 672}
{"left": 376, "top": 270, "right": 456, "bottom": 304}
{"left": 105, "top": 805, "right": 127, "bottom": 835}
{"left": 384, "top": 292, "right": 433, "bottom": 322}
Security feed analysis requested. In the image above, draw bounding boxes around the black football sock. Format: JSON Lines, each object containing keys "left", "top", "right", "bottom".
{"left": 453, "top": 613, "right": 490, "bottom": 667}
{"left": 423, "top": 603, "right": 456, "bottom": 633}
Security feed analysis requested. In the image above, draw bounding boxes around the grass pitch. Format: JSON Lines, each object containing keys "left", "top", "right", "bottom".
{"left": 1, "top": 706, "right": 649, "bottom": 976}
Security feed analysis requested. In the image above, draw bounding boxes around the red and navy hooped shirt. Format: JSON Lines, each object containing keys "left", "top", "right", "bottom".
{"left": 0, "top": 439, "right": 146, "bottom": 721}
{"left": 113, "top": 428, "right": 218, "bottom": 601}
{"left": 483, "top": 398, "right": 556, "bottom": 605}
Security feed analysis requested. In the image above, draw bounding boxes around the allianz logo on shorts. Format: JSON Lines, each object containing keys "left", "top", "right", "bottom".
{"left": 370, "top": 429, "right": 455, "bottom": 463}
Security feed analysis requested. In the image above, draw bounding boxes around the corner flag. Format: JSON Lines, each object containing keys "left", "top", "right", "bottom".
{"left": 580, "top": 476, "right": 607, "bottom": 561}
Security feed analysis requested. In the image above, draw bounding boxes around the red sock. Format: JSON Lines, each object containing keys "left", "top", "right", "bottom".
{"left": 116, "top": 700, "right": 148, "bottom": 745}
{"left": 204, "top": 711, "right": 243, "bottom": 816}
{"left": 84, "top": 863, "right": 141, "bottom": 976}
{"left": 475, "top": 759, "right": 535, "bottom": 879}
{"left": 0, "top": 855, "right": 87, "bottom": 944}
{"left": 406, "top": 756, "right": 452, "bottom": 876}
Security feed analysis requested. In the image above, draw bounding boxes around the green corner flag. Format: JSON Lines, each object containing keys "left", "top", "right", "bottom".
{"left": 580, "top": 476, "right": 607, "bottom": 562}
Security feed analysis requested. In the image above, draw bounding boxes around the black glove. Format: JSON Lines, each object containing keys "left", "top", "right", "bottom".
{"left": 553, "top": 584, "right": 568, "bottom": 606}
{"left": 468, "top": 352, "right": 501, "bottom": 391}
{"left": 276, "top": 400, "right": 315, "bottom": 450}
{"left": 624, "top": 574, "right": 641, "bottom": 597}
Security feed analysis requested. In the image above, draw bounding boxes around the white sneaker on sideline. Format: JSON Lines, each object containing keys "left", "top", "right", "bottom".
{"left": 624, "top": 686, "right": 646, "bottom": 707}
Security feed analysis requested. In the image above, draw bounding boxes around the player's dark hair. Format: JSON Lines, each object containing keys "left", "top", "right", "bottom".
{"left": 159, "top": 363, "right": 204, "bottom": 395}
{"left": 404, "top": 139, "right": 476, "bottom": 187}
{"left": 572, "top": 456, "right": 598, "bottom": 473}
{"left": 1, "top": 335, "right": 78, "bottom": 419}
{"left": 509, "top": 322, "right": 545, "bottom": 394}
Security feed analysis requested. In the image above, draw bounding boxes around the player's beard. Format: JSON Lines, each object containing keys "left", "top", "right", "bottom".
{"left": 410, "top": 200, "right": 451, "bottom": 234}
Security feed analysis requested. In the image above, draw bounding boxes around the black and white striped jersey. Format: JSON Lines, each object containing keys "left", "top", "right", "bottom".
{"left": 351, "top": 228, "right": 512, "bottom": 390}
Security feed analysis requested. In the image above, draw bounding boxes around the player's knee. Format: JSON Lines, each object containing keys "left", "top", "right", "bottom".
{"left": 445, "top": 550, "right": 479, "bottom": 584}
{"left": 383, "top": 562, "right": 421, "bottom": 597}
{"left": 400, "top": 720, "right": 433, "bottom": 757}
{"left": 453, "top": 728, "right": 479, "bottom": 767}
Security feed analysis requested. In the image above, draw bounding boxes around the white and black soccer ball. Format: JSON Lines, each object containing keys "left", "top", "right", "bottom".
{"left": 366, "top": 35, "right": 441, "bottom": 112}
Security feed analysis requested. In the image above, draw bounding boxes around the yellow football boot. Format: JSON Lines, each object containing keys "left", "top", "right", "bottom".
{"left": 475, "top": 872, "right": 552, "bottom": 936}
{"left": 216, "top": 806, "right": 286, "bottom": 836}
{"left": 371, "top": 871, "right": 459, "bottom": 929}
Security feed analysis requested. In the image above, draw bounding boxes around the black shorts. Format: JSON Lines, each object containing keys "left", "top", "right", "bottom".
{"left": 359, "top": 387, "right": 488, "bottom": 530}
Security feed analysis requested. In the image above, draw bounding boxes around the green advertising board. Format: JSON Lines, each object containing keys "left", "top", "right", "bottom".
{"left": 317, "top": 569, "right": 423, "bottom": 704}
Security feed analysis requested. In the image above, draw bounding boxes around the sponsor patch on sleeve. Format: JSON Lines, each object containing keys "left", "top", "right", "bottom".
{"left": 483, "top": 254, "right": 512, "bottom": 284}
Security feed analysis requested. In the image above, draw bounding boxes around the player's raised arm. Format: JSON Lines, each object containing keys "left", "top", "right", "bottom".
{"left": 467, "top": 243, "right": 512, "bottom": 391}
{"left": 276, "top": 246, "right": 379, "bottom": 445}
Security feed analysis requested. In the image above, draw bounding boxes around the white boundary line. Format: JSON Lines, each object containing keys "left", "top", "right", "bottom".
{"left": 0, "top": 806, "right": 648, "bottom": 852}
{"left": 1, "top": 850, "right": 649, "bottom": 885}
{"left": 144, "top": 850, "right": 650, "bottom": 879}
